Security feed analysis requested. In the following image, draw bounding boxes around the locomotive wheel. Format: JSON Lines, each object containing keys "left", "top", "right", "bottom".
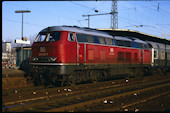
{"left": 33, "top": 73, "right": 42, "bottom": 86}
{"left": 89, "top": 70, "right": 107, "bottom": 82}
{"left": 51, "top": 75, "right": 63, "bottom": 87}
{"left": 89, "top": 70, "right": 97, "bottom": 82}
{"left": 66, "top": 74, "right": 76, "bottom": 86}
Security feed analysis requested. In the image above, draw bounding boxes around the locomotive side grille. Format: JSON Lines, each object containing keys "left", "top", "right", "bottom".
{"left": 31, "top": 57, "right": 57, "bottom": 63}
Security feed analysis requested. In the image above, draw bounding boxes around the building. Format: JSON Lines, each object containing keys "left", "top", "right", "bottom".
{"left": 15, "top": 46, "right": 32, "bottom": 66}
{"left": 2, "top": 41, "right": 11, "bottom": 53}
{"left": 2, "top": 41, "right": 16, "bottom": 68}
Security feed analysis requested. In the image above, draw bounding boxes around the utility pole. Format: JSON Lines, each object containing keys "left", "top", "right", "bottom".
{"left": 82, "top": 12, "right": 112, "bottom": 28}
{"left": 15, "top": 10, "right": 31, "bottom": 65}
{"left": 110, "top": 0, "right": 118, "bottom": 29}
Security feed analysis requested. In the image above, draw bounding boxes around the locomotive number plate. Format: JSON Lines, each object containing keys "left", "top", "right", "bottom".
{"left": 40, "top": 47, "right": 46, "bottom": 52}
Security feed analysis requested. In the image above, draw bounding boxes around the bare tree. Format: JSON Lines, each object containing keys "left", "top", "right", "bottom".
{"left": 28, "top": 33, "right": 37, "bottom": 46}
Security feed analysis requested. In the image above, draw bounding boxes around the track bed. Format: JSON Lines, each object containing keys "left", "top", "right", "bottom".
{"left": 2, "top": 74, "right": 170, "bottom": 112}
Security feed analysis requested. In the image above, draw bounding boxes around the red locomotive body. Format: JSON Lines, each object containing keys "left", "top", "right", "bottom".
{"left": 30, "top": 26, "right": 151, "bottom": 86}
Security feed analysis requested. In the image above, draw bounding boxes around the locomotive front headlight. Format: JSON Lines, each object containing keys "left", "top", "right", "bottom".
{"left": 51, "top": 57, "right": 57, "bottom": 61}
{"left": 48, "top": 57, "right": 57, "bottom": 62}
{"left": 32, "top": 57, "right": 38, "bottom": 61}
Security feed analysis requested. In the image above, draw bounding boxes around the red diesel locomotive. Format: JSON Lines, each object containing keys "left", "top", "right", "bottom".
{"left": 29, "top": 26, "right": 151, "bottom": 86}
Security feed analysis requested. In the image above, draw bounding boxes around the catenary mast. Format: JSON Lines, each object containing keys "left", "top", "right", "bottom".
{"left": 110, "top": 0, "right": 118, "bottom": 29}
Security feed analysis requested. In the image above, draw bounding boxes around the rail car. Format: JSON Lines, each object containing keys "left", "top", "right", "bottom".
{"left": 147, "top": 41, "right": 170, "bottom": 73}
{"left": 28, "top": 26, "right": 169, "bottom": 86}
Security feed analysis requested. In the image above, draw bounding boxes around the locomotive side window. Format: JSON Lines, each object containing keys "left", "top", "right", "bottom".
{"left": 136, "top": 43, "right": 144, "bottom": 49}
{"left": 76, "top": 34, "right": 88, "bottom": 42}
{"left": 48, "top": 32, "right": 61, "bottom": 42}
{"left": 124, "top": 41, "right": 133, "bottom": 47}
{"left": 87, "top": 35, "right": 94, "bottom": 43}
{"left": 93, "top": 36, "right": 100, "bottom": 43}
{"left": 116, "top": 40, "right": 124, "bottom": 46}
{"left": 112, "top": 39, "right": 116, "bottom": 45}
{"left": 144, "top": 44, "right": 149, "bottom": 50}
{"left": 105, "top": 38, "right": 113, "bottom": 45}
{"left": 35, "top": 32, "right": 47, "bottom": 42}
{"left": 98, "top": 37, "right": 106, "bottom": 44}
{"left": 68, "top": 33, "right": 75, "bottom": 42}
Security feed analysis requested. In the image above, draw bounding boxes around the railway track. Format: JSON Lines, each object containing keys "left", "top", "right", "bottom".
{"left": 2, "top": 74, "right": 170, "bottom": 112}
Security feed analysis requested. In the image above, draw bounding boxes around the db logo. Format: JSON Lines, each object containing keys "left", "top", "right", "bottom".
{"left": 40, "top": 47, "right": 46, "bottom": 52}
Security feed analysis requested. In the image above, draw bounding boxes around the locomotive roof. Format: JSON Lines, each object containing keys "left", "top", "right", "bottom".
{"left": 114, "top": 36, "right": 147, "bottom": 44}
{"left": 133, "top": 38, "right": 147, "bottom": 44}
{"left": 40, "top": 26, "right": 113, "bottom": 38}
{"left": 114, "top": 36, "right": 132, "bottom": 41}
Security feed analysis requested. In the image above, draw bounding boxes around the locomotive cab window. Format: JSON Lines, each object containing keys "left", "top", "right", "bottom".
{"left": 35, "top": 32, "right": 47, "bottom": 42}
{"left": 47, "top": 32, "right": 61, "bottom": 42}
{"left": 68, "top": 33, "right": 75, "bottom": 42}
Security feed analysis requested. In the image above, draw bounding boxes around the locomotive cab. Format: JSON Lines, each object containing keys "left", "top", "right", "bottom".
{"left": 31, "top": 30, "right": 77, "bottom": 64}
{"left": 31, "top": 31, "right": 62, "bottom": 63}
{"left": 29, "top": 27, "right": 79, "bottom": 86}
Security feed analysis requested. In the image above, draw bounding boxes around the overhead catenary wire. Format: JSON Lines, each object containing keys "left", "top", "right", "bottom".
{"left": 5, "top": 2, "right": 85, "bottom": 25}
{"left": 3, "top": 1, "right": 170, "bottom": 39}
{"left": 117, "top": 1, "right": 170, "bottom": 36}
{"left": 3, "top": 18, "right": 47, "bottom": 27}
{"left": 70, "top": 1, "right": 106, "bottom": 14}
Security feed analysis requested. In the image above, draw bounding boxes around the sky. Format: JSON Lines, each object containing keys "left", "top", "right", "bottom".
{"left": 2, "top": 1, "right": 170, "bottom": 45}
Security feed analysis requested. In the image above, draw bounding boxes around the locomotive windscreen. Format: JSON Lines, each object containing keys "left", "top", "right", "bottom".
{"left": 35, "top": 32, "right": 61, "bottom": 42}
